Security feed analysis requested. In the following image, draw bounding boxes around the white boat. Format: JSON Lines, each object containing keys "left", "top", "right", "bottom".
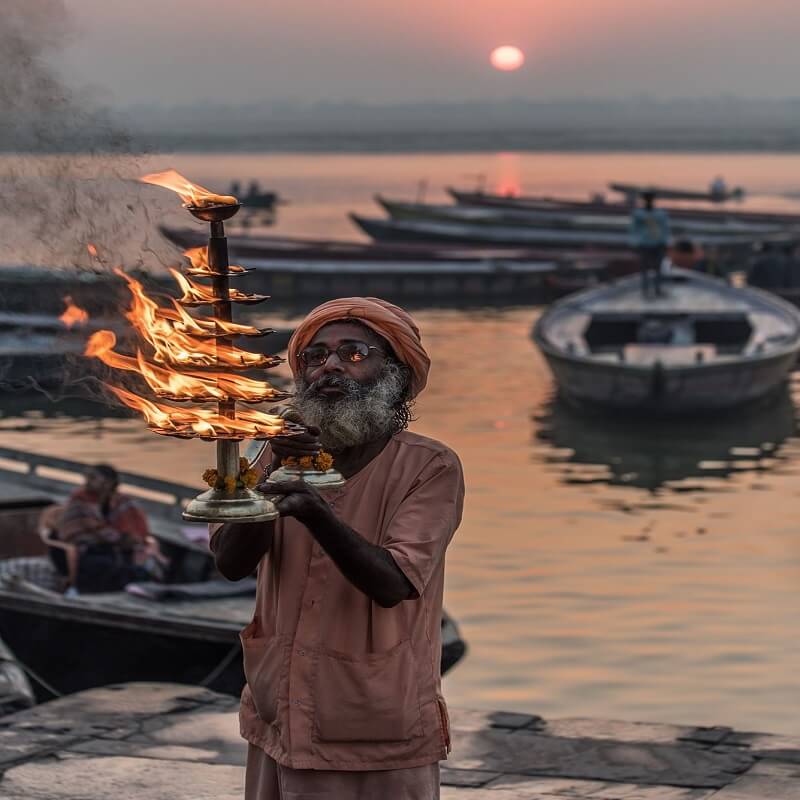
{"left": 533, "top": 268, "right": 800, "bottom": 414}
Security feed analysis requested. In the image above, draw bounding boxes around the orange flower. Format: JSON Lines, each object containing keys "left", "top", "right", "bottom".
{"left": 242, "top": 468, "right": 260, "bottom": 488}
{"left": 315, "top": 452, "right": 334, "bottom": 471}
{"left": 239, "top": 457, "right": 250, "bottom": 472}
{"left": 202, "top": 468, "right": 219, "bottom": 488}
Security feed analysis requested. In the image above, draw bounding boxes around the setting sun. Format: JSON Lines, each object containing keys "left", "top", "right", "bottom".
{"left": 490, "top": 45, "right": 525, "bottom": 72}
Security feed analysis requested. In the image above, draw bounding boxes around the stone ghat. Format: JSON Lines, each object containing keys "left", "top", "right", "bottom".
{"left": 0, "top": 683, "right": 798, "bottom": 799}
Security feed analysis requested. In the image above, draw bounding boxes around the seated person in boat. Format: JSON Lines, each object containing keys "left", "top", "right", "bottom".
{"left": 630, "top": 191, "right": 671, "bottom": 297}
{"left": 211, "top": 297, "right": 464, "bottom": 800}
{"left": 54, "top": 464, "right": 165, "bottom": 593}
{"left": 670, "top": 239, "right": 709, "bottom": 273}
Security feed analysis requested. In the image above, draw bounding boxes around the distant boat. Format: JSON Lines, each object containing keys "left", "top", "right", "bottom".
{"left": 449, "top": 187, "right": 800, "bottom": 226}
{"left": 375, "top": 195, "right": 782, "bottom": 237}
{"left": 533, "top": 268, "right": 800, "bottom": 414}
{"left": 350, "top": 212, "right": 779, "bottom": 251}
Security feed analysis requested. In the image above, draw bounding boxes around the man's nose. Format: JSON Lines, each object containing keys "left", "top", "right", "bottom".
{"left": 320, "top": 351, "right": 346, "bottom": 373}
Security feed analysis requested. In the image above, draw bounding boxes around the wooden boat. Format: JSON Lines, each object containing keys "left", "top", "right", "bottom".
{"left": 161, "top": 227, "right": 621, "bottom": 306}
{"left": 449, "top": 187, "right": 800, "bottom": 226}
{"left": 0, "top": 306, "right": 294, "bottom": 389}
{"left": 532, "top": 267, "right": 800, "bottom": 414}
{"left": 351, "top": 213, "right": 778, "bottom": 251}
{"left": 0, "top": 447, "right": 467, "bottom": 700}
{"left": 376, "top": 196, "right": 782, "bottom": 237}
{"left": 608, "top": 181, "right": 745, "bottom": 204}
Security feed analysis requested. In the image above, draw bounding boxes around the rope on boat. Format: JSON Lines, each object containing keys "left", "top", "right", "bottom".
{"left": 199, "top": 642, "right": 240, "bottom": 688}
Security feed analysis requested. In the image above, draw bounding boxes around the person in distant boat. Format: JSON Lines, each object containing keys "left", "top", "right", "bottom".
{"left": 211, "top": 297, "right": 464, "bottom": 800}
{"left": 56, "top": 464, "right": 166, "bottom": 593}
{"left": 629, "top": 191, "right": 671, "bottom": 298}
{"left": 670, "top": 239, "right": 709, "bottom": 273}
{"left": 748, "top": 242, "right": 788, "bottom": 290}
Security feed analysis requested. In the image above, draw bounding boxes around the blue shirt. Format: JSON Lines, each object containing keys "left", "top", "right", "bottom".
{"left": 629, "top": 208, "right": 671, "bottom": 248}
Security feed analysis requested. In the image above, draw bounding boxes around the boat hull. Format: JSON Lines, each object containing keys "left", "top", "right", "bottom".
{"left": 539, "top": 338, "right": 797, "bottom": 414}
{"left": 0, "top": 590, "right": 465, "bottom": 702}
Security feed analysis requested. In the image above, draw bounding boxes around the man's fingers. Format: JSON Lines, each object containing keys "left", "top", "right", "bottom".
{"left": 257, "top": 479, "right": 307, "bottom": 495}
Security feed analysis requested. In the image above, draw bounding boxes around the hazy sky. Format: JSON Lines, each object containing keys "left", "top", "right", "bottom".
{"left": 56, "top": 0, "right": 800, "bottom": 106}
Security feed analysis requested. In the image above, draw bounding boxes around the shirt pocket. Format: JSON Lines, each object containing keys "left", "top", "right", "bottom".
{"left": 240, "top": 617, "right": 289, "bottom": 724}
{"left": 313, "top": 639, "right": 423, "bottom": 742}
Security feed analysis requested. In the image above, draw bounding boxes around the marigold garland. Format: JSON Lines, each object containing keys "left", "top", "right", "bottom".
{"left": 281, "top": 451, "right": 334, "bottom": 472}
{"left": 202, "top": 459, "right": 262, "bottom": 492}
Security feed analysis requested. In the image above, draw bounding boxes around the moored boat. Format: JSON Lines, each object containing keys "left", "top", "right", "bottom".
{"left": 351, "top": 213, "right": 779, "bottom": 251}
{"left": 376, "top": 195, "right": 783, "bottom": 237}
{"left": 449, "top": 187, "right": 800, "bottom": 226}
{"left": 0, "top": 448, "right": 467, "bottom": 700}
{"left": 532, "top": 268, "right": 800, "bottom": 414}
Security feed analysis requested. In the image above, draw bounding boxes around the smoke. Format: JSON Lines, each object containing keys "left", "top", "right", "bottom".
{"left": 0, "top": 1, "right": 177, "bottom": 272}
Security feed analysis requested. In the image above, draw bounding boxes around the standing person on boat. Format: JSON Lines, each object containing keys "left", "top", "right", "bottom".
{"left": 210, "top": 297, "right": 464, "bottom": 800}
{"left": 57, "top": 464, "right": 165, "bottom": 593}
{"left": 629, "top": 191, "right": 671, "bottom": 297}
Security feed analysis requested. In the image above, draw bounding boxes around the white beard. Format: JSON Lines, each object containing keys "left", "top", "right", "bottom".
{"left": 292, "top": 361, "right": 408, "bottom": 451}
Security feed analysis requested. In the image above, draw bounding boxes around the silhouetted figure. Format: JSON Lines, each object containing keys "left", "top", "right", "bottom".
{"left": 630, "top": 191, "right": 671, "bottom": 297}
{"left": 749, "top": 242, "right": 788, "bottom": 290}
{"left": 670, "top": 239, "right": 709, "bottom": 273}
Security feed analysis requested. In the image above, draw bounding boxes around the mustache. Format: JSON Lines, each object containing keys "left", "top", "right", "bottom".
{"left": 301, "top": 373, "right": 364, "bottom": 398}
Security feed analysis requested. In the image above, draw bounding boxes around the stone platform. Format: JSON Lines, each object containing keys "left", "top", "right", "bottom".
{"left": 0, "top": 683, "right": 798, "bottom": 799}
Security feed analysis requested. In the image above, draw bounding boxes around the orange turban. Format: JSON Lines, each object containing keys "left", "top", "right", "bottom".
{"left": 288, "top": 297, "right": 430, "bottom": 398}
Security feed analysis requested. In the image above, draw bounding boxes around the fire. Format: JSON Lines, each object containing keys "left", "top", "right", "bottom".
{"left": 86, "top": 330, "right": 285, "bottom": 403}
{"left": 184, "top": 246, "right": 246, "bottom": 276}
{"left": 87, "top": 243, "right": 99, "bottom": 259}
{"left": 108, "top": 386, "right": 286, "bottom": 440}
{"left": 116, "top": 269, "right": 277, "bottom": 369}
{"left": 59, "top": 296, "right": 89, "bottom": 329}
{"left": 139, "top": 169, "right": 237, "bottom": 208}
{"left": 159, "top": 301, "right": 268, "bottom": 338}
{"left": 170, "top": 269, "right": 262, "bottom": 305}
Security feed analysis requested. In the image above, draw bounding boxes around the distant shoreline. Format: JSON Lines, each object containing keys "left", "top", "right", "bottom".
{"left": 8, "top": 131, "right": 800, "bottom": 155}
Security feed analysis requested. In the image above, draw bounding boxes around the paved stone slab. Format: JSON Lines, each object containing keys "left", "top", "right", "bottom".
{"left": 0, "top": 683, "right": 795, "bottom": 799}
{"left": 440, "top": 766, "right": 503, "bottom": 787}
{"left": 448, "top": 728, "right": 753, "bottom": 788}
{"left": 541, "top": 718, "right": 696, "bottom": 745}
{"left": 0, "top": 754, "right": 244, "bottom": 800}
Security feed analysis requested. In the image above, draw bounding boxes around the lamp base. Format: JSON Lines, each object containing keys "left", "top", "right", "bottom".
{"left": 266, "top": 465, "right": 346, "bottom": 490}
{"left": 182, "top": 486, "right": 279, "bottom": 523}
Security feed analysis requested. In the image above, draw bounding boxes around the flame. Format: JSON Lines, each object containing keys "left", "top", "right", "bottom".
{"left": 116, "top": 269, "right": 276, "bottom": 370}
{"left": 139, "top": 169, "right": 237, "bottom": 208}
{"left": 86, "top": 329, "right": 284, "bottom": 403}
{"left": 87, "top": 243, "right": 99, "bottom": 259}
{"left": 170, "top": 269, "right": 261, "bottom": 305}
{"left": 158, "top": 301, "right": 267, "bottom": 338}
{"left": 108, "top": 385, "right": 286, "bottom": 440}
{"left": 184, "top": 246, "right": 246, "bottom": 275}
{"left": 59, "top": 296, "right": 89, "bottom": 329}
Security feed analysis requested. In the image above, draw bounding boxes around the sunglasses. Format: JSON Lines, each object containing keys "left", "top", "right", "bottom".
{"left": 298, "top": 341, "right": 384, "bottom": 367}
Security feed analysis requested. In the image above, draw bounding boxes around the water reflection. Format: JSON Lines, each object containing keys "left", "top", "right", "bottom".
{"left": 532, "top": 387, "right": 797, "bottom": 493}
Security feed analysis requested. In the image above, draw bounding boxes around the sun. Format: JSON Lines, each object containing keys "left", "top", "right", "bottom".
{"left": 490, "top": 45, "right": 525, "bottom": 72}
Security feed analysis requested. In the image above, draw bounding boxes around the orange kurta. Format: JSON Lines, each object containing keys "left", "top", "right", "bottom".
{"left": 214, "top": 431, "right": 464, "bottom": 771}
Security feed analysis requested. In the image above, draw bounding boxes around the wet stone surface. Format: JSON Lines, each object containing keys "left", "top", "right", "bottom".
{"left": 0, "top": 683, "right": 797, "bottom": 799}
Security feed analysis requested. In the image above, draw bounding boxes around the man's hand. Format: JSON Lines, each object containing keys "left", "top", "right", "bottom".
{"left": 257, "top": 479, "right": 330, "bottom": 526}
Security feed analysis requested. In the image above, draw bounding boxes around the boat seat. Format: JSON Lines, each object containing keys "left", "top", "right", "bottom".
{"left": 623, "top": 344, "right": 717, "bottom": 365}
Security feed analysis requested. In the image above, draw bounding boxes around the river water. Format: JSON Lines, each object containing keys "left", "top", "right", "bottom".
{"left": 2, "top": 151, "right": 799, "bottom": 735}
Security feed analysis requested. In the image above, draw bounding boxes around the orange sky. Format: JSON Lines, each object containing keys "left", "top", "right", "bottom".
{"left": 59, "top": 0, "right": 800, "bottom": 105}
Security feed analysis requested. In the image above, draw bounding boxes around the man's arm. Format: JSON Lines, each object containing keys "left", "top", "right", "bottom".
{"left": 210, "top": 520, "right": 275, "bottom": 581}
{"left": 264, "top": 481, "right": 415, "bottom": 608}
